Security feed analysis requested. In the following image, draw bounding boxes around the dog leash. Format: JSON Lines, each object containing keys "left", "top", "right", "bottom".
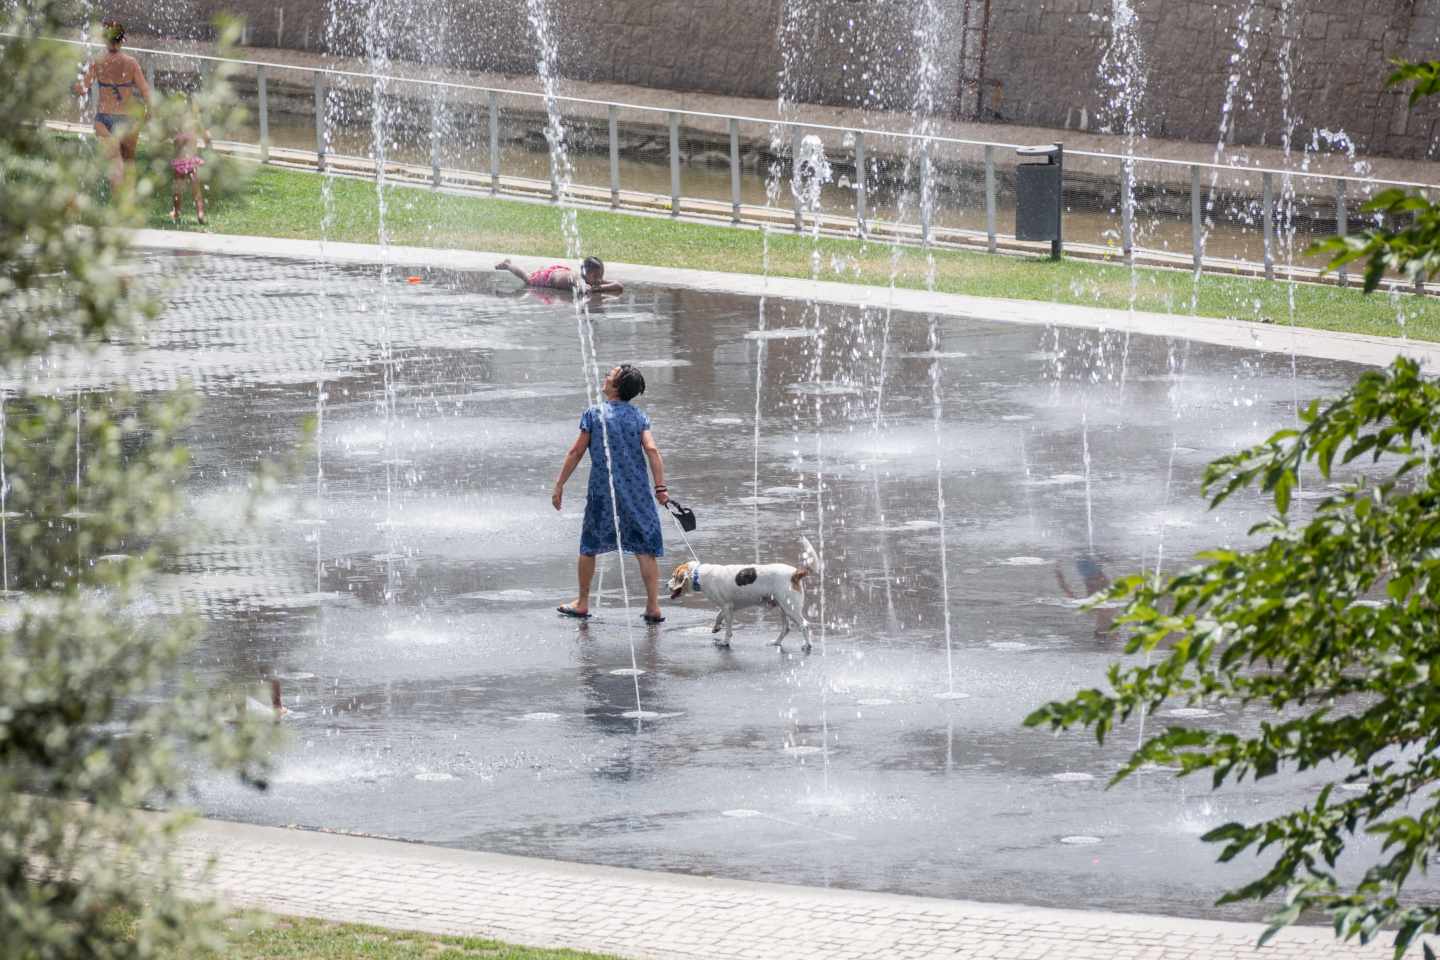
{"left": 666, "top": 500, "right": 702, "bottom": 565}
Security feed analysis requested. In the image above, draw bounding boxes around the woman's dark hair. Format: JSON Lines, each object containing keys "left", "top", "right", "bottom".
{"left": 582, "top": 256, "right": 604, "bottom": 275}
{"left": 102, "top": 19, "right": 125, "bottom": 44}
{"left": 614, "top": 363, "right": 645, "bottom": 402}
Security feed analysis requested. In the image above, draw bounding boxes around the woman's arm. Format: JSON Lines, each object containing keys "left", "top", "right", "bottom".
{"left": 132, "top": 57, "right": 153, "bottom": 107}
{"left": 640, "top": 430, "right": 667, "bottom": 505}
{"left": 552, "top": 431, "right": 589, "bottom": 509}
{"left": 73, "top": 62, "right": 95, "bottom": 97}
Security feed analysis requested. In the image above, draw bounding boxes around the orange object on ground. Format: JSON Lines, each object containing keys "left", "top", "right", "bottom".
{"left": 406, "top": 275, "right": 423, "bottom": 284}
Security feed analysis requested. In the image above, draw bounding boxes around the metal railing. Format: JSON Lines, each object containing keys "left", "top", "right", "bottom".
{"left": 30, "top": 34, "right": 1440, "bottom": 287}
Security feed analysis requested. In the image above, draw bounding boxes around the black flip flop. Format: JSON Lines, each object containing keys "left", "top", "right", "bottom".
{"left": 643, "top": 613, "right": 666, "bottom": 624}
{"left": 557, "top": 604, "right": 592, "bottom": 619}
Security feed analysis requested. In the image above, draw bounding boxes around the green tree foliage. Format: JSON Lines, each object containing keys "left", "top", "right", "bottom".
{"left": 1, "top": 6, "right": 275, "bottom": 959}
{"left": 1313, "top": 60, "right": 1440, "bottom": 293}
{"left": 1027, "top": 358, "right": 1440, "bottom": 953}
{"left": 1029, "top": 61, "right": 1440, "bottom": 956}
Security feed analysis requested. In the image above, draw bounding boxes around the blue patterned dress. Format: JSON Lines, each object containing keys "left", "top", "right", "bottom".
{"left": 578, "top": 401, "right": 664, "bottom": 557}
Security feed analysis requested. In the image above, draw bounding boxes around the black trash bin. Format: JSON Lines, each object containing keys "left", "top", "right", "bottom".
{"left": 1015, "top": 143, "right": 1063, "bottom": 260}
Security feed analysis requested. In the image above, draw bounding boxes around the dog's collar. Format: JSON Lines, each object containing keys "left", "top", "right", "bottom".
{"left": 690, "top": 566, "right": 701, "bottom": 592}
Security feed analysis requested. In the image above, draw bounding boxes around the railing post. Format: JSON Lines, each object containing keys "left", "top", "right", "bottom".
{"left": 1120, "top": 159, "right": 1134, "bottom": 264}
{"left": 257, "top": 65, "right": 269, "bottom": 163}
{"left": 792, "top": 125, "right": 803, "bottom": 233}
{"left": 608, "top": 105, "right": 619, "bottom": 209}
{"left": 1053, "top": 142, "right": 1065, "bottom": 261}
{"left": 1336, "top": 179, "right": 1348, "bottom": 286}
{"left": 1190, "top": 164, "right": 1202, "bottom": 272}
{"left": 854, "top": 131, "right": 867, "bottom": 237}
{"left": 729, "top": 118, "right": 742, "bottom": 224}
{"left": 313, "top": 71, "right": 327, "bottom": 173}
{"left": 668, "top": 111, "right": 681, "bottom": 217}
{"left": 549, "top": 132, "right": 560, "bottom": 202}
{"left": 1418, "top": 190, "right": 1428, "bottom": 295}
{"left": 984, "top": 143, "right": 997, "bottom": 253}
{"left": 919, "top": 140, "right": 932, "bottom": 248}
{"left": 1262, "top": 171, "right": 1274, "bottom": 281}
{"left": 429, "top": 99, "right": 442, "bottom": 189}
{"left": 488, "top": 91, "right": 499, "bottom": 195}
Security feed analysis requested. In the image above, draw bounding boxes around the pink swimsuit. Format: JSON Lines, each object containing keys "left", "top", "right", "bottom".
{"left": 527, "top": 264, "right": 570, "bottom": 288}
{"left": 172, "top": 131, "right": 204, "bottom": 177}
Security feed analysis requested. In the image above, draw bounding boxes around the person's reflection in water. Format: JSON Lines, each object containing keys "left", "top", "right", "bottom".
{"left": 574, "top": 621, "right": 668, "bottom": 779}
{"left": 1054, "top": 554, "right": 1116, "bottom": 638}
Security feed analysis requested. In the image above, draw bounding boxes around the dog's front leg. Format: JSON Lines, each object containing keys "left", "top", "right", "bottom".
{"left": 711, "top": 610, "right": 725, "bottom": 634}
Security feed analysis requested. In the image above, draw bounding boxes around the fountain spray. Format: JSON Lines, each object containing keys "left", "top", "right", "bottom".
{"left": 526, "top": 0, "right": 647, "bottom": 723}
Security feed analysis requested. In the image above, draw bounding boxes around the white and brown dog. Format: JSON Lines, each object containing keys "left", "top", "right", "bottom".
{"left": 667, "top": 543, "right": 816, "bottom": 652}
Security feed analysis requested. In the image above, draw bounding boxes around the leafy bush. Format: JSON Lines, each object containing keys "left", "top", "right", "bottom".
{"left": 1, "top": 7, "right": 275, "bottom": 959}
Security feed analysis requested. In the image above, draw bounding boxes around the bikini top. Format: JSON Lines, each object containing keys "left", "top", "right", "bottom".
{"left": 95, "top": 63, "right": 139, "bottom": 99}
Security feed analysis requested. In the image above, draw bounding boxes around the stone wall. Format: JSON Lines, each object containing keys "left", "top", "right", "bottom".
{"left": 986, "top": 0, "right": 1440, "bottom": 161}
{"left": 97, "top": 0, "right": 1440, "bottom": 160}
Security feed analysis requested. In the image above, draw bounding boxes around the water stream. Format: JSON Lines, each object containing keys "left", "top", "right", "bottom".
{"left": 1099, "top": 0, "right": 1147, "bottom": 390}
{"left": 525, "top": 0, "right": 647, "bottom": 722}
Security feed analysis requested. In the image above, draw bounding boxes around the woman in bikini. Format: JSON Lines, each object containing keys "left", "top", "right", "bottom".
{"left": 73, "top": 20, "right": 152, "bottom": 193}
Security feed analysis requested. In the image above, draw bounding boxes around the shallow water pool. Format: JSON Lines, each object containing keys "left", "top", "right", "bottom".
{"left": 89, "top": 251, "right": 1412, "bottom": 918}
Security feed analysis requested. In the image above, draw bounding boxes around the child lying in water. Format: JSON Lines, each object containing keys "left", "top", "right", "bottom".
{"left": 496, "top": 256, "right": 624, "bottom": 294}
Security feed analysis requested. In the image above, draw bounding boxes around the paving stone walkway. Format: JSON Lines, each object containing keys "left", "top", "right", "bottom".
{"left": 181, "top": 817, "right": 1396, "bottom": 960}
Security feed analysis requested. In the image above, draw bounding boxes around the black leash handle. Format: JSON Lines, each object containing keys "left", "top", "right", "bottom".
{"left": 667, "top": 499, "right": 697, "bottom": 532}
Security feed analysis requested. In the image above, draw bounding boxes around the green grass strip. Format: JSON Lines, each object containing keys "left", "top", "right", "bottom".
{"left": 150, "top": 159, "right": 1439, "bottom": 342}
{"left": 229, "top": 915, "right": 627, "bottom": 960}
{"left": 114, "top": 911, "right": 627, "bottom": 960}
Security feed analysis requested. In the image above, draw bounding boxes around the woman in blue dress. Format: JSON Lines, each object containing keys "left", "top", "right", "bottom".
{"left": 552, "top": 364, "right": 669, "bottom": 622}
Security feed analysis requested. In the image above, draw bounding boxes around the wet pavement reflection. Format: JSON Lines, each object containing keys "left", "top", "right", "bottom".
{"left": 96, "top": 252, "right": 1416, "bottom": 918}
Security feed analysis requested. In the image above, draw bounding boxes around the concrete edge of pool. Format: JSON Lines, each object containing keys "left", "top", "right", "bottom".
{"left": 182, "top": 815, "right": 1398, "bottom": 959}
{"left": 130, "top": 228, "right": 1440, "bottom": 372}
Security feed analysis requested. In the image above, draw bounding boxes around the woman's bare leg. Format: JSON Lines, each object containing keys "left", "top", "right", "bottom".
{"left": 171, "top": 175, "right": 183, "bottom": 221}
{"left": 94, "top": 123, "right": 123, "bottom": 193}
{"left": 635, "top": 554, "right": 661, "bottom": 618}
{"left": 565, "top": 553, "right": 597, "bottom": 615}
{"left": 119, "top": 131, "right": 140, "bottom": 188}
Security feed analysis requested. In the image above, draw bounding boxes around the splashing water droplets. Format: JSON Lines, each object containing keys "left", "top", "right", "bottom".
{"left": 525, "top": 0, "right": 645, "bottom": 726}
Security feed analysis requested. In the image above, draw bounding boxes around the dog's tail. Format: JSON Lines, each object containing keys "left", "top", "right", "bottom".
{"left": 799, "top": 536, "right": 819, "bottom": 573}
{"left": 793, "top": 536, "right": 819, "bottom": 590}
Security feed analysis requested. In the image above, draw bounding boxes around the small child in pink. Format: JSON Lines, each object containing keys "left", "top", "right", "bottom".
{"left": 170, "top": 97, "right": 212, "bottom": 225}
{"left": 495, "top": 256, "right": 624, "bottom": 294}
